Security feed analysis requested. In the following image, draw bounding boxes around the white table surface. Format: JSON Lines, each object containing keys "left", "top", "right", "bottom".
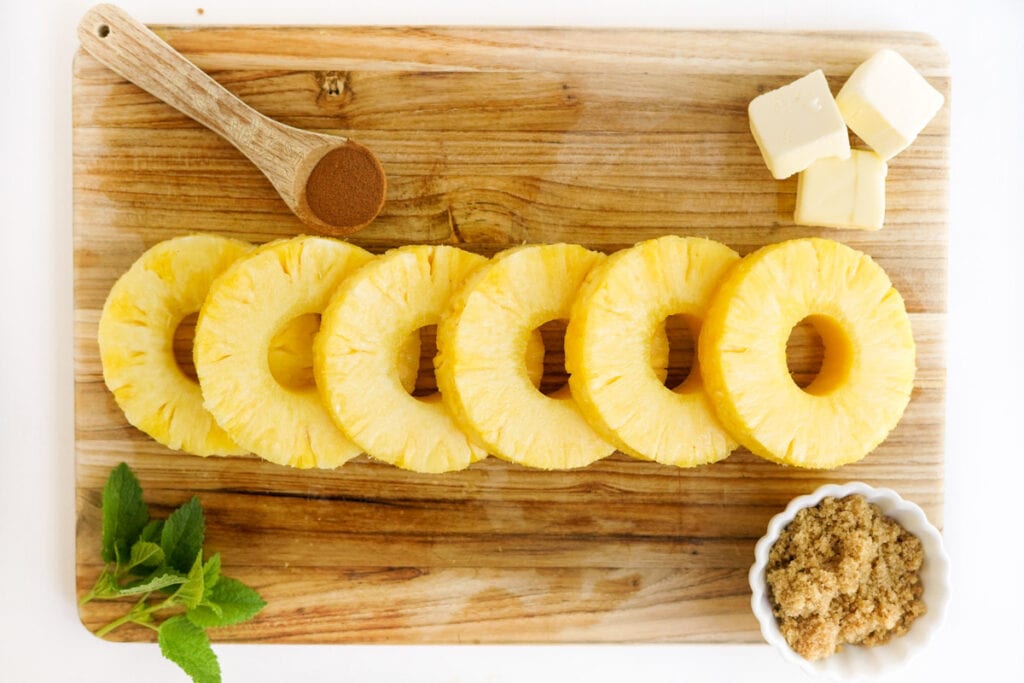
{"left": 3, "top": 0, "right": 1023, "bottom": 680}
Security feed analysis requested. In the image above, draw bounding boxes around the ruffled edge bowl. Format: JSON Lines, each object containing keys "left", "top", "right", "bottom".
{"left": 749, "top": 482, "right": 951, "bottom": 679}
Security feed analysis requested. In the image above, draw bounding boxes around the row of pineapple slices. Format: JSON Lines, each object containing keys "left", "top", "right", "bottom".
{"left": 99, "top": 233, "right": 916, "bottom": 474}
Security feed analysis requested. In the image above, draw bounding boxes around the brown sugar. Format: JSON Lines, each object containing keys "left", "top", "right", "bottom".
{"left": 765, "top": 495, "right": 926, "bottom": 661}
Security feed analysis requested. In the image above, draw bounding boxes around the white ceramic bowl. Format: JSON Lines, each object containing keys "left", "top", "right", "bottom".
{"left": 749, "top": 482, "right": 951, "bottom": 679}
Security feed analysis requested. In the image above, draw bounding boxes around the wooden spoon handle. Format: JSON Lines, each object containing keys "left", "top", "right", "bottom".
{"left": 77, "top": 4, "right": 312, "bottom": 166}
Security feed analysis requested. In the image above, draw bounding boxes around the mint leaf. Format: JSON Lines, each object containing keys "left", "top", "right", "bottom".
{"left": 202, "top": 553, "right": 221, "bottom": 590}
{"left": 172, "top": 552, "right": 206, "bottom": 610}
{"left": 160, "top": 497, "right": 204, "bottom": 573}
{"left": 140, "top": 519, "right": 164, "bottom": 544}
{"left": 158, "top": 615, "right": 221, "bottom": 683}
{"left": 115, "top": 570, "right": 187, "bottom": 597}
{"left": 101, "top": 463, "right": 149, "bottom": 564}
{"left": 197, "top": 598, "right": 223, "bottom": 620}
{"left": 187, "top": 576, "right": 266, "bottom": 628}
{"left": 128, "top": 540, "right": 164, "bottom": 570}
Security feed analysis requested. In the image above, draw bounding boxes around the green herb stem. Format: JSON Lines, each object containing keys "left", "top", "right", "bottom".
{"left": 80, "top": 567, "right": 112, "bottom": 605}
{"left": 95, "top": 596, "right": 149, "bottom": 638}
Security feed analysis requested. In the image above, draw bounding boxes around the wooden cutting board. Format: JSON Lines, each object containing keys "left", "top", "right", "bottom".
{"left": 74, "top": 27, "right": 948, "bottom": 644}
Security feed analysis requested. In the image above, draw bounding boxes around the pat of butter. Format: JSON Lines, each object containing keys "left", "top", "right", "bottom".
{"left": 794, "top": 149, "right": 887, "bottom": 231}
{"left": 836, "top": 49, "right": 944, "bottom": 160}
{"left": 748, "top": 70, "right": 851, "bottom": 180}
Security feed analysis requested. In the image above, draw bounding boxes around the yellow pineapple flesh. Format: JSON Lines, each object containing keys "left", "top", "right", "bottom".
{"left": 267, "top": 312, "right": 420, "bottom": 393}
{"left": 98, "top": 234, "right": 252, "bottom": 456}
{"left": 193, "top": 236, "right": 374, "bottom": 469}
{"left": 699, "top": 237, "right": 916, "bottom": 468}
{"left": 436, "top": 243, "right": 614, "bottom": 469}
{"left": 315, "top": 245, "right": 489, "bottom": 473}
{"left": 566, "top": 236, "right": 740, "bottom": 467}
{"left": 266, "top": 312, "right": 322, "bottom": 390}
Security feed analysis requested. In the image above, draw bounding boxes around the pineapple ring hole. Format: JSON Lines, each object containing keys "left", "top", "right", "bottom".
{"left": 535, "top": 319, "right": 571, "bottom": 396}
{"left": 785, "top": 314, "right": 853, "bottom": 395}
{"left": 267, "top": 313, "right": 321, "bottom": 390}
{"left": 410, "top": 324, "right": 439, "bottom": 398}
{"left": 172, "top": 312, "right": 199, "bottom": 382}
{"left": 659, "top": 313, "right": 700, "bottom": 391}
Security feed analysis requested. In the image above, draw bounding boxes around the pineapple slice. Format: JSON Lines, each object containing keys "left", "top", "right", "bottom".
{"left": 699, "top": 237, "right": 916, "bottom": 468}
{"left": 436, "top": 243, "right": 614, "bottom": 469}
{"left": 565, "top": 236, "right": 740, "bottom": 467}
{"left": 268, "top": 312, "right": 421, "bottom": 393}
{"left": 315, "top": 245, "right": 489, "bottom": 473}
{"left": 98, "top": 234, "right": 252, "bottom": 455}
{"left": 194, "top": 236, "right": 374, "bottom": 469}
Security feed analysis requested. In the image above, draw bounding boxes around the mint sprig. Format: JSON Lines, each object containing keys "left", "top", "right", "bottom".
{"left": 82, "top": 463, "right": 266, "bottom": 683}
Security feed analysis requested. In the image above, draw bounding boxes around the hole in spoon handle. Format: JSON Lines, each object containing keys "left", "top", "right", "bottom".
{"left": 76, "top": 4, "right": 268, "bottom": 152}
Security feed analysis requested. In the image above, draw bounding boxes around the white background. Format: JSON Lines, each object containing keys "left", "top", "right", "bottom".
{"left": 2, "top": 0, "right": 1022, "bottom": 681}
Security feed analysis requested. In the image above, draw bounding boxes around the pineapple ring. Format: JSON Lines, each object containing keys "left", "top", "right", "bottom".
{"left": 315, "top": 245, "right": 490, "bottom": 473}
{"left": 437, "top": 243, "right": 616, "bottom": 470}
{"left": 565, "top": 236, "right": 741, "bottom": 467}
{"left": 98, "top": 234, "right": 253, "bottom": 456}
{"left": 699, "top": 238, "right": 916, "bottom": 469}
{"left": 267, "top": 313, "right": 421, "bottom": 393}
{"left": 194, "top": 236, "right": 374, "bottom": 469}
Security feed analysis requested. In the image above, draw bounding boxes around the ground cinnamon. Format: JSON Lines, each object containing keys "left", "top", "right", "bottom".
{"left": 304, "top": 142, "right": 386, "bottom": 229}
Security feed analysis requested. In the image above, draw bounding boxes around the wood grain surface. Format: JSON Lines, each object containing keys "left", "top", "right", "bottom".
{"left": 73, "top": 27, "right": 949, "bottom": 644}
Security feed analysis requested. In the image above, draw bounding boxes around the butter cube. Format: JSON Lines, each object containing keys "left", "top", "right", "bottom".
{"left": 836, "top": 49, "right": 944, "bottom": 160}
{"left": 748, "top": 70, "right": 851, "bottom": 180}
{"left": 794, "top": 149, "right": 887, "bottom": 231}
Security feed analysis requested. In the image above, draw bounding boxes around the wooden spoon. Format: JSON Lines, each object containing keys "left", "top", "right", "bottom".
{"left": 78, "top": 4, "right": 387, "bottom": 236}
